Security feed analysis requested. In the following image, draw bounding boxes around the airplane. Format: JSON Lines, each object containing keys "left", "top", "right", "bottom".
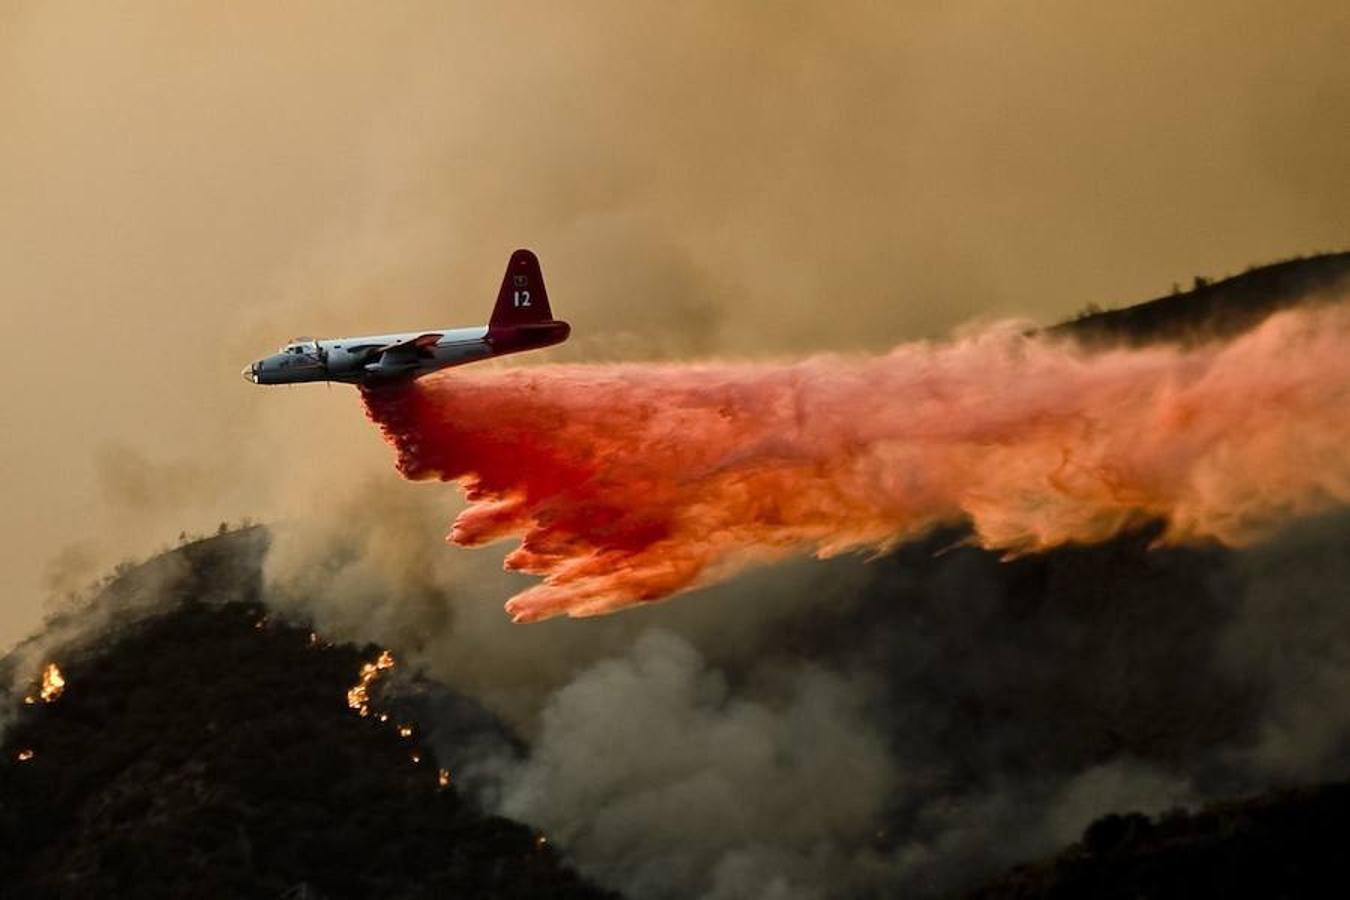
{"left": 242, "top": 248, "right": 569, "bottom": 386}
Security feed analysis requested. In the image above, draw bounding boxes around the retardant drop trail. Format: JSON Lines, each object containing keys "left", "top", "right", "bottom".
{"left": 362, "top": 307, "right": 1350, "bottom": 623}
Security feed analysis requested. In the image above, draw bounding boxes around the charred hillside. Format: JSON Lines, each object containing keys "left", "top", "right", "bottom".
{"left": 0, "top": 531, "right": 614, "bottom": 900}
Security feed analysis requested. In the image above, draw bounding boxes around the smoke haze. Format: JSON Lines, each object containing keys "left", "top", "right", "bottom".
{"left": 2, "top": 1, "right": 1348, "bottom": 645}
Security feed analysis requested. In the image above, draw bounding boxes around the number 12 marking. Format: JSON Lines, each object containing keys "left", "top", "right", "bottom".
{"left": 513, "top": 290, "right": 531, "bottom": 307}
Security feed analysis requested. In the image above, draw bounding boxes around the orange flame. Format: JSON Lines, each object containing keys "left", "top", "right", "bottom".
{"left": 363, "top": 306, "right": 1350, "bottom": 623}
{"left": 346, "top": 650, "right": 394, "bottom": 717}
{"left": 437, "top": 768, "right": 451, "bottom": 789}
{"left": 39, "top": 664, "right": 65, "bottom": 703}
{"left": 16, "top": 750, "right": 34, "bottom": 762}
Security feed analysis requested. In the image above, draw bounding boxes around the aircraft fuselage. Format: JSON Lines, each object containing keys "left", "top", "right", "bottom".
{"left": 242, "top": 249, "right": 569, "bottom": 387}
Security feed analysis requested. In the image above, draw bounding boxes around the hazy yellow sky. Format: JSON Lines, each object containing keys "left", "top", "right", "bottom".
{"left": 2, "top": 1, "right": 1347, "bottom": 647}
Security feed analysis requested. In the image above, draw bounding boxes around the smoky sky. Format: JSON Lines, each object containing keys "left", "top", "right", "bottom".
{"left": 2, "top": 2, "right": 1347, "bottom": 649}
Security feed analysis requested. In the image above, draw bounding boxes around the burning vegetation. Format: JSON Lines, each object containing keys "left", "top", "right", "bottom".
{"left": 23, "top": 662, "right": 66, "bottom": 705}
{"left": 346, "top": 649, "right": 394, "bottom": 717}
{"left": 40, "top": 663, "right": 65, "bottom": 703}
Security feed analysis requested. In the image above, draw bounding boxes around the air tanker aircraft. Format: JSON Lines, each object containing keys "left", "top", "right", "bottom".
{"left": 242, "top": 249, "right": 569, "bottom": 386}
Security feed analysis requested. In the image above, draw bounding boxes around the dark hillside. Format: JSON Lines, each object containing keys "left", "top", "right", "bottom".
{"left": 1054, "top": 251, "right": 1350, "bottom": 346}
{"left": 0, "top": 532, "right": 614, "bottom": 900}
{"left": 966, "top": 784, "right": 1350, "bottom": 900}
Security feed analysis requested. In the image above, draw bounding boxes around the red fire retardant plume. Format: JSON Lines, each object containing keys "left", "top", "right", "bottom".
{"left": 362, "top": 307, "right": 1350, "bottom": 623}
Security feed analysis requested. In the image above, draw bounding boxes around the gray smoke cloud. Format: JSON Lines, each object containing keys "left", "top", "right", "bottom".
{"left": 1216, "top": 516, "right": 1350, "bottom": 780}
{"left": 496, "top": 631, "right": 894, "bottom": 900}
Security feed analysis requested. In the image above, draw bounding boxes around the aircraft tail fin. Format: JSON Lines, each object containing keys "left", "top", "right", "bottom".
{"left": 491, "top": 249, "right": 553, "bottom": 327}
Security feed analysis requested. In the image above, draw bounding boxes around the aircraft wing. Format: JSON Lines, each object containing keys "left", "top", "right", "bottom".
{"left": 349, "top": 332, "right": 444, "bottom": 378}
{"left": 382, "top": 333, "right": 442, "bottom": 354}
{"left": 354, "top": 332, "right": 442, "bottom": 362}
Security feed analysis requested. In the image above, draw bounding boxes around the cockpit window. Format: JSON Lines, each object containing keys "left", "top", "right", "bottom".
{"left": 281, "top": 337, "right": 317, "bottom": 354}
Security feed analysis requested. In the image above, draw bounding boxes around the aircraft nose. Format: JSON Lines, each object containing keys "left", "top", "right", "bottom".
{"left": 241, "top": 362, "right": 259, "bottom": 384}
